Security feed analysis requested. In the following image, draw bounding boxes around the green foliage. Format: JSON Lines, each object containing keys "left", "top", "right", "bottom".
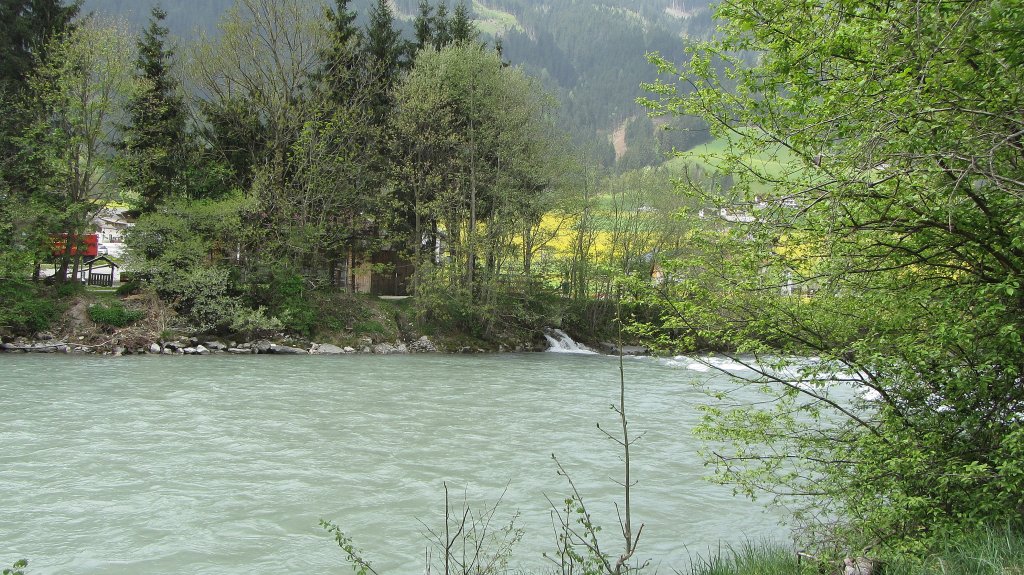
{"left": 227, "top": 305, "right": 282, "bottom": 340}
{"left": 118, "top": 5, "right": 188, "bottom": 212}
{"left": 87, "top": 301, "right": 144, "bottom": 327}
{"left": 682, "top": 524, "right": 1024, "bottom": 575}
{"left": 2, "top": 559, "right": 28, "bottom": 575}
{"left": 126, "top": 194, "right": 251, "bottom": 333}
{"left": 641, "top": 0, "right": 1024, "bottom": 556}
{"left": 320, "top": 520, "right": 379, "bottom": 575}
{"left": 0, "top": 281, "right": 59, "bottom": 335}
{"left": 686, "top": 543, "right": 803, "bottom": 575}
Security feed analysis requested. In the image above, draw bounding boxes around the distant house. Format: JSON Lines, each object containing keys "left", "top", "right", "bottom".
{"left": 92, "top": 207, "right": 134, "bottom": 258}
{"left": 311, "top": 246, "right": 414, "bottom": 297}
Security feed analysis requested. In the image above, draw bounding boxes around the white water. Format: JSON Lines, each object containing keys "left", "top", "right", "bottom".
{"left": 0, "top": 354, "right": 788, "bottom": 574}
{"left": 543, "top": 328, "right": 598, "bottom": 354}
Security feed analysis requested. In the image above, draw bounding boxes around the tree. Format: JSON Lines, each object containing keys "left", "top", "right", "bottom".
{"left": 0, "top": 0, "right": 80, "bottom": 94}
{"left": 449, "top": 0, "right": 477, "bottom": 46}
{"left": 430, "top": 2, "right": 450, "bottom": 50}
{"left": 317, "top": 0, "right": 362, "bottom": 108}
{"left": 642, "top": 0, "right": 1024, "bottom": 555}
{"left": 393, "top": 44, "right": 563, "bottom": 334}
{"left": 362, "top": 0, "right": 405, "bottom": 125}
{"left": 21, "top": 16, "right": 133, "bottom": 284}
{"left": 412, "top": 0, "right": 433, "bottom": 52}
{"left": 0, "top": 0, "right": 80, "bottom": 279}
{"left": 118, "top": 5, "right": 187, "bottom": 213}
{"left": 189, "top": 0, "right": 323, "bottom": 249}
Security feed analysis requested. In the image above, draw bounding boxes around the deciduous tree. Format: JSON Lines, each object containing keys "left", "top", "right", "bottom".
{"left": 642, "top": 0, "right": 1024, "bottom": 554}
{"left": 22, "top": 16, "right": 133, "bottom": 283}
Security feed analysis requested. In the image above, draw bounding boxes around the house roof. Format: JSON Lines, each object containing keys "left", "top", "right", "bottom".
{"left": 82, "top": 255, "right": 120, "bottom": 269}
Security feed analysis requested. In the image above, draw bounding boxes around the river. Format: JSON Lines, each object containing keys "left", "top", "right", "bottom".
{"left": 1, "top": 352, "right": 788, "bottom": 574}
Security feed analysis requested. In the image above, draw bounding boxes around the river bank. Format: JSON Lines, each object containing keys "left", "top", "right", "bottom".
{"left": 0, "top": 287, "right": 651, "bottom": 357}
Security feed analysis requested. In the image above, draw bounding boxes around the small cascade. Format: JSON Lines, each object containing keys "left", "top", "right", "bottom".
{"left": 543, "top": 328, "right": 598, "bottom": 354}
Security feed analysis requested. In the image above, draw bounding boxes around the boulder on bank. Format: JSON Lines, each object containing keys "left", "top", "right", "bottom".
{"left": 252, "top": 340, "right": 274, "bottom": 354}
{"left": 409, "top": 336, "right": 438, "bottom": 353}
{"left": 270, "top": 343, "right": 307, "bottom": 355}
{"left": 373, "top": 342, "right": 409, "bottom": 355}
{"left": 310, "top": 343, "right": 346, "bottom": 355}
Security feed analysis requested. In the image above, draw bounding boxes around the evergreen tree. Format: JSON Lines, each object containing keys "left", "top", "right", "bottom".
{"left": 119, "top": 5, "right": 186, "bottom": 212}
{"left": 363, "top": 0, "right": 405, "bottom": 124}
{"left": 0, "top": 0, "right": 80, "bottom": 279}
{"left": 412, "top": 0, "right": 433, "bottom": 52}
{"left": 0, "top": 0, "right": 80, "bottom": 94}
{"left": 1, "top": 0, "right": 80, "bottom": 165}
{"left": 430, "top": 2, "right": 449, "bottom": 50}
{"left": 318, "top": 0, "right": 362, "bottom": 107}
{"left": 449, "top": 0, "right": 477, "bottom": 45}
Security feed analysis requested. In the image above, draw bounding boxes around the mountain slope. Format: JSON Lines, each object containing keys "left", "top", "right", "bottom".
{"left": 80, "top": 0, "right": 715, "bottom": 162}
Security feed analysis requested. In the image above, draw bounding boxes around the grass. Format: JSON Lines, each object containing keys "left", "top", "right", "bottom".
{"left": 472, "top": 1, "right": 520, "bottom": 36}
{"left": 684, "top": 525, "right": 1024, "bottom": 575}
{"left": 662, "top": 129, "right": 805, "bottom": 197}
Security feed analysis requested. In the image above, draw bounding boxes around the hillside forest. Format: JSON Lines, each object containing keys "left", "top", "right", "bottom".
{"left": 77, "top": 0, "right": 717, "bottom": 168}
{"left": 1, "top": 0, "right": 702, "bottom": 346}
{"left": 3, "top": 0, "right": 1024, "bottom": 570}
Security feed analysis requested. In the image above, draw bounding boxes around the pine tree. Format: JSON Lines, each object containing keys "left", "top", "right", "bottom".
{"left": 0, "top": 0, "right": 80, "bottom": 94}
{"left": 1, "top": 0, "right": 80, "bottom": 276}
{"left": 430, "top": 2, "right": 450, "bottom": 50}
{"left": 318, "top": 0, "right": 362, "bottom": 107}
{"left": 412, "top": 0, "right": 433, "bottom": 53}
{"left": 119, "top": 5, "right": 186, "bottom": 212}
{"left": 449, "top": 0, "right": 477, "bottom": 45}
{"left": 363, "top": 0, "right": 406, "bottom": 124}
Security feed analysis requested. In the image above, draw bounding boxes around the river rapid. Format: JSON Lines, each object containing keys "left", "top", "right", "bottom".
{"left": 1, "top": 352, "right": 787, "bottom": 574}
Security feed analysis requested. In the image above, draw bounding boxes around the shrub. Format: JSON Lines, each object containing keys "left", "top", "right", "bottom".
{"left": 0, "top": 281, "right": 59, "bottom": 335}
{"left": 3, "top": 559, "right": 28, "bottom": 575}
{"left": 228, "top": 305, "right": 283, "bottom": 340}
{"left": 87, "top": 302, "right": 144, "bottom": 327}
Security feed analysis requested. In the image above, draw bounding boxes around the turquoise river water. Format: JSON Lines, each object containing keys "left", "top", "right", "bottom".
{"left": 1, "top": 352, "right": 789, "bottom": 574}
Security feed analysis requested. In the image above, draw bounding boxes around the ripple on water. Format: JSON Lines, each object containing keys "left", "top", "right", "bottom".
{"left": 0, "top": 353, "right": 788, "bottom": 574}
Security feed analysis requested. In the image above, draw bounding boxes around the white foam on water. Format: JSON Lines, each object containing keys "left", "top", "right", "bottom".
{"left": 543, "top": 328, "right": 598, "bottom": 355}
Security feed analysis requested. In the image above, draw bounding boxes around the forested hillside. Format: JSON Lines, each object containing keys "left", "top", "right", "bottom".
{"left": 80, "top": 0, "right": 713, "bottom": 167}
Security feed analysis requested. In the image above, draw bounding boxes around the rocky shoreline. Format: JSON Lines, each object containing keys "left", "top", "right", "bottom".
{"left": 0, "top": 329, "right": 647, "bottom": 357}
{"left": 0, "top": 333, "right": 442, "bottom": 356}
{"left": 0, "top": 332, "right": 555, "bottom": 356}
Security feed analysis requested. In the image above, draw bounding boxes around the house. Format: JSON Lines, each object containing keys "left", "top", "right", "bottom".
{"left": 92, "top": 207, "right": 134, "bottom": 258}
{"left": 311, "top": 246, "right": 414, "bottom": 297}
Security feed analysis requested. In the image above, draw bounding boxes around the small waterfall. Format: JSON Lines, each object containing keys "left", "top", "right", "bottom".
{"left": 543, "top": 328, "right": 597, "bottom": 354}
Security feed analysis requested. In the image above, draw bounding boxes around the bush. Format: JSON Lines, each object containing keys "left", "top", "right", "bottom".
{"left": 87, "top": 302, "right": 144, "bottom": 327}
{"left": 228, "top": 305, "right": 283, "bottom": 340}
{"left": 0, "top": 281, "right": 60, "bottom": 335}
{"left": 3, "top": 559, "right": 28, "bottom": 575}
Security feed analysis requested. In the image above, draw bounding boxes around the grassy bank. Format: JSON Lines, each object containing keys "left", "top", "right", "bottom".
{"left": 687, "top": 525, "right": 1024, "bottom": 575}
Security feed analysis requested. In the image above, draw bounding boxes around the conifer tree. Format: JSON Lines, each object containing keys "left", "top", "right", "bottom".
{"left": 0, "top": 0, "right": 80, "bottom": 94}
{"left": 449, "top": 0, "right": 477, "bottom": 45}
{"left": 119, "top": 5, "right": 186, "bottom": 212}
{"left": 1, "top": 0, "right": 80, "bottom": 279}
{"left": 412, "top": 0, "right": 433, "bottom": 53}
{"left": 363, "top": 0, "right": 405, "bottom": 124}
{"left": 430, "top": 2, "right": 450, "bottom": 50}
{"left": 318, "top": 0, "right": 362, "bottom": 107}
{"left": 1, "top": 0, "right": 80, "bottom": 167}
